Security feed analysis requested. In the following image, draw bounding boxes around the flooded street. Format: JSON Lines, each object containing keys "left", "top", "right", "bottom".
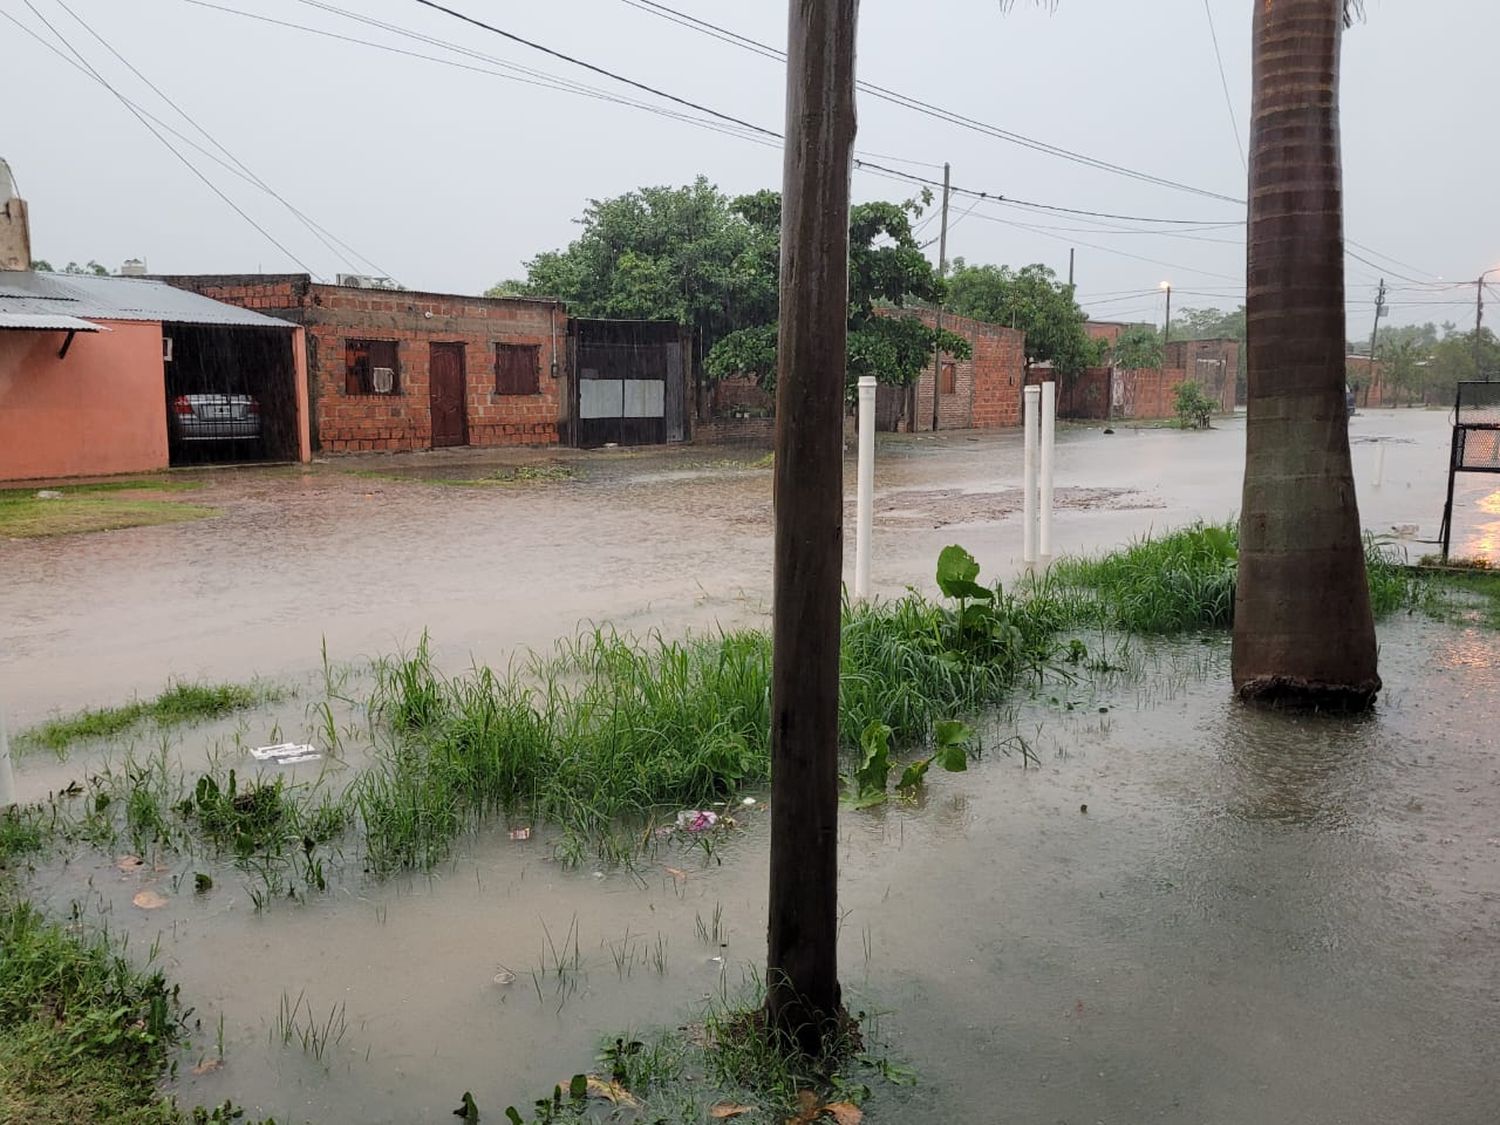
{"left": 18, "top": 618, "right": 1497, "bottom": 1123}
{"left": 4, "top": 409, "right": 1499, "bottom": 1123}
{"left": 2, "top": 409, "right": 1490, "bottom": 724}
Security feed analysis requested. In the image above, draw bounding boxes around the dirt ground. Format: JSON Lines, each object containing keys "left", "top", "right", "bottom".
{"left": 1, "top": 408, "right": 1490, "bottom": 724}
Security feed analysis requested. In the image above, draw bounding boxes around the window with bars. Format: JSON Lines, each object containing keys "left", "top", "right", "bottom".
{"left": 495, "top": 343, "right": 541, "bottom": 395}
{"left": 345, "top": 339, "right": 400, "bottom": 395}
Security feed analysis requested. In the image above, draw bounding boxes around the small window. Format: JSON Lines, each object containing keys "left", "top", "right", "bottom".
{"left": 495, "top": 344, "right": 541, "bottom": 395}
{"left": 940, "top": 362, "right": 957, "bottom": 395}
{"left": 345, "top": 339, "right": 400, "bottom": 395}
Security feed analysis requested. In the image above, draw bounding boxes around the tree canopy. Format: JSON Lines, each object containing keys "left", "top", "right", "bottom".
{"left": 497, "top": 177, "right": 967, "bottom": 394}
{"left": 944, "top": 261, "right": 1101, "bottom": 375}
{"left": 1111, "top": 324, "right": 1165, "bottom": 370}
{"left": 1170, "top": 305, "right": 1245, "bottom": 342}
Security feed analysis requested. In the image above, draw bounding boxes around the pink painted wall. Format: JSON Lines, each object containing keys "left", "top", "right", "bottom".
{"left": 0, "top": 319, "right": 169, "bottom": 481}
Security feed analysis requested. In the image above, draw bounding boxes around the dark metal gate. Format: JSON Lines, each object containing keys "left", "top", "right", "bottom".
{"left": 570, "top": 319, "right": 690, "bottom": 448}
{"left": 1439, "top": 381, "right": 1500, "bottom": 558}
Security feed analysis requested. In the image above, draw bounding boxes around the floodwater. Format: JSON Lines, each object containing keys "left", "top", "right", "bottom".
{"left": 19, "top": 617, "right": 1498, "bottom": 1123}
{"left": 4, "top": 410, "right": 1499, "bottom": 1121}
{"left": 2, "top": 409, "right": 1492, "bottom": 725}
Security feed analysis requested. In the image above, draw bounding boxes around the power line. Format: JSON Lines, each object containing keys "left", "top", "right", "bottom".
{"left": 1202, "top": 0, "right": 1246, "bottom": 172}
{"left": 51, "top": 0, "right": 388, "bottom": 278}
{"left": 15, "top": 0, "right": 318, "bottom": 274}
{"left": 183, "top": 0, "right": 781, "bottom": 152}
{"left": 204, "top": 0, "right": 1241, "bottom": 229}
{"left": 616, "top": 0, "right": 1246, "bottom": 205}
{"left": 407, "top": 0, "right": 782, "bottom": 140}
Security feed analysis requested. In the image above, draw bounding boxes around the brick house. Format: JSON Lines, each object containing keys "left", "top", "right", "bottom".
{"left": 1165, "top": 337, "right": 1239, "bottom": 412}
{"left": 878, "top": 307, "right": 1027, "bottom": 431}
{"left": 158, "top": 274, "right": 566, "bottom": 453}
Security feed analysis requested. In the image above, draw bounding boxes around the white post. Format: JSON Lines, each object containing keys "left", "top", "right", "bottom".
{"left": 1023, "top": 385, "right": 1040, "bottom": 567}
{"left": 1040, "top": 380, "right": 1056, "bottom": 565}
{"left": 1374, "top": 441, "right": 1386, "bottom": 488}
{"left": 854, "top": 375, "right": 877, "bottom": 600}
{"left": 0, "top": 703, "right": 14, "bottom": 808}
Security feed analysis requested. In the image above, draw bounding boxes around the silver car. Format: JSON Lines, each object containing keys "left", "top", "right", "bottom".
{"left": 171, "top": 393, "right": 260, "bottom": 442}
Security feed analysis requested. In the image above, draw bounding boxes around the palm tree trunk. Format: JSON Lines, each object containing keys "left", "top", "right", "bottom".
{"left": 1232, "top": 0, "right": 1379, "bottom": 708}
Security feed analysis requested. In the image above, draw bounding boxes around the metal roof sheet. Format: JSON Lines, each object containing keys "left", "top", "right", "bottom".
{"left": 0, "top": 271, "right": 295, "bottom": 329}
{"left": 0, "top": 309, "right": 105, "bottom": 331}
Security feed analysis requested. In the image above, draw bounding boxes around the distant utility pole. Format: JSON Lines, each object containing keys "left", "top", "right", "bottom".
{"left": 1477, "top": 271, "right": 1494, "bottom": 380}
{"left": 1161, "top": 282, "right": 1173, "bottom": 347}
{"left": 765, "top": 0, "right": 857, "bottom": 1058}
{"left": 1068, "top": 247, "right": 1075, "bottom": 288}
{"left": 1367, "top": 278, "right": 1386, "bottom": 388}
{"left": 928, "top": 161, "right": 952, "bottom": 434}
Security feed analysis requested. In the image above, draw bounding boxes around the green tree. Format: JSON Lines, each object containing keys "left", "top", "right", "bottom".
{"left": 1171, "top": 305, "right": 1246, "bottom": 341}
{"left": 1426, "top": 328, "right": 1500, "bottom": 404}
{"left": 493, "top": 176, "right": 778, "bottom": 363}
{"left": 705, "top": 194, "right": 969, "bottom": 394}
{"left": 1110, "top": 324, "right": 1165, "bottom": 369}
{"left": 29, "top": 258, "right": 53, "bottom": 271}
{"left": 61, "top": 260, "right": 108, "bottom": 276}
{"left": 944, "top": 260, "right": 1101, "bottom": 375}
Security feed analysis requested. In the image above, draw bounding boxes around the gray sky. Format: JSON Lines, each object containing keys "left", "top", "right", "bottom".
{"left": 4, "top": 0, "right": 1494, "bottom": 330}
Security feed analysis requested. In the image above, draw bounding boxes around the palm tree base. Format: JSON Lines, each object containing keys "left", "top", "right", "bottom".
{"left": 1235, "top": 673, "right": 1381, "bottom": 712}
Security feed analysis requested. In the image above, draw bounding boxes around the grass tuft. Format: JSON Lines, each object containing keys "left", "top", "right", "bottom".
{"left": 18, "top": 681, "right": 281, "bottom": 756}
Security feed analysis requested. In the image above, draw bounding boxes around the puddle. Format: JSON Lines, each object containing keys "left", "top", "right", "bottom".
{"left": 14, "top": 617, "right": 1499, "bottom": 1123}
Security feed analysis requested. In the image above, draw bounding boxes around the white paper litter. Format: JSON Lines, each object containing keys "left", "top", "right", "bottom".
{"left": 251, "top": 742, "right": 320, "bottom": 765}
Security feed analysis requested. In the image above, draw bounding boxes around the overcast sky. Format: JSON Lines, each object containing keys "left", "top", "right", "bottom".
{"left": 4, "top": 0, "right": 1494, "bottom": 330}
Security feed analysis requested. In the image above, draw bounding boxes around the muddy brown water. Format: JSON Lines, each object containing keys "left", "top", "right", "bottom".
{"left": 3, "top": 410, "right": 1494, "bottom": 726}
{"left": 16, "top": 617, "right": 1499, "bottom": 1124}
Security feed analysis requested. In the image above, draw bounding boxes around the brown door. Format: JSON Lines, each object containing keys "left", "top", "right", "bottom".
{"left": 429, "top": 342, "right": 467, "bottom": 447}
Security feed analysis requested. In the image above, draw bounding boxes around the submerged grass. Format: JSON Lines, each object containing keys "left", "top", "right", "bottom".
{"left": 18, "top": 681, "right": 283, "bottom": 756}
{"left": 0, "top": 480, "right": 212, "bottom": 539}
{"left": 358, "top": 581, "right": 1059, "bottom": 873}
{"left": 1044, "top": 522, "right": 1431, "bottom": 634}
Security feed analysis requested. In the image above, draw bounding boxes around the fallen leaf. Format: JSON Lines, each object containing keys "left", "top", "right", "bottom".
{"left": 191, "top": 1057, "right": 223, "bottom": 1075}
{"left": 663, "top": 866, "right": 687, "bottom": 882}
{"left": 582, "top": 1076, "right": 641, "bottom": 1108}
{"left": 785, "top": 1089, "right": 822, "bottom": 1124}
{"left": 507, "top": 827, "right": 532, "bottom": 841}
{"left": 116, "top": 855, "right": 144, "bottom": 872}
{"left": 824, "top": 1104, "right": 863, "bottom": 1125}
{"left": 710, "top": 1105, "right": 754, "bottom": 1119}
{"left": 132, "top": 889, "right": 168, "bottom": 910}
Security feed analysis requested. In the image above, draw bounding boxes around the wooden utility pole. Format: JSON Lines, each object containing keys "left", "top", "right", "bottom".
{"left": 1476, "top": 275, "right": 1487, "bottom": 380}
{"left": 928, "top": 161, "right": 951, "bottom": 434}
{"left": 1366, "top": 278, "right": 1386, "bottom": 399}
{"left": 765, "top": 0, "right": 858, "bottom": 1056}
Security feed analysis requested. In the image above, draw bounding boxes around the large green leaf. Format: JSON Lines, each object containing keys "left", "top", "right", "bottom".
{"left": 896, "top": 757, "right": 932, "bottom": 791}
{"left": 934, "top": 720, "right": 973, "bottom": 772}
{"left": 936, "top": 545, "right": 993, "bottom": 601}
{"left": 853, "top": 722, "right": 893, "bottom": 803}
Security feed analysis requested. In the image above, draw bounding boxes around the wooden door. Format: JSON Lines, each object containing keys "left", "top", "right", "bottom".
{"left": 429, "top": 343, "right": 467, "bottom": 448}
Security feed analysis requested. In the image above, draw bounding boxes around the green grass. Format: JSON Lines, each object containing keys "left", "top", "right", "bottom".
{"left": 346, "top": 464, "right": 578, "bottom": 487}
{"left": 1043, "top": 522, "right": 1429, "bottom": 635}
{"left": 0, "top": 480, "right": 212, "bottom": 539}
{"left": 18, "top": 681, "right": 281, "bottom": 755}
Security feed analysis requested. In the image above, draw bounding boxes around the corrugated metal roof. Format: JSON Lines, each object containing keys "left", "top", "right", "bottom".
{"left": 0, "top": 271, "right": 295, "bottom": 329}
{"left": 0, "top": 309, "right": 106, "bottom": 332}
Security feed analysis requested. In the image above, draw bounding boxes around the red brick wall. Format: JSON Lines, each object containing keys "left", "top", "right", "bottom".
{"left": 1026, "top": 366, "right": 1113, "bottom": 420}
{"left": 1165, "top": 338, "right": 1239, "bottom": 412}
{"left": 306, "top": 287, "right": 562, "bottom": 452}
{"left": 881, "top": 308, "right": 1025, "bottom": 430}
{"left": 1115, "top": 367, "right": 1188, "bottom": 420}
{"left": 155, "top": 275, "right": 563, "bottom": 452}
{"left": 711, "top": 375, "right": 774, "bottom": 416}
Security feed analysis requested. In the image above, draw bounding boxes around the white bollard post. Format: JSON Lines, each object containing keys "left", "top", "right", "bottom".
{"left": 1040, "top": 380, "right": 1056, "bottom": 565}
{"left": 854, "top": 375, "right": 877, "bottom": 600}
{"left": 1374, "top": 441, "right": 1386, "bottom": 488}
{"left": 0, "top": 703, "right": 14, "bottom": 808}
{"left": 1023, "top": 385, "right": 1040, "bottom": 567}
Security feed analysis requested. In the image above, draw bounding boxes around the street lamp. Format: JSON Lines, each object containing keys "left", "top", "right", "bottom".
{"left": 1160, "top": 281, "right": 1172, "bottom": 347}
